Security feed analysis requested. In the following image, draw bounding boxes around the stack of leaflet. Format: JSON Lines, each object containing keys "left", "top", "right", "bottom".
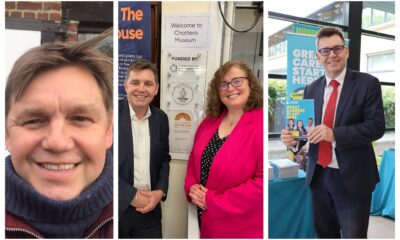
{"left": 269, "top": 159, "right": 300, "bottom": 179}
{"left": 268, "top": 162, "right": 274, "bottom": 180}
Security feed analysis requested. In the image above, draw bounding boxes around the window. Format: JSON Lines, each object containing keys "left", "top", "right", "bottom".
{"left": 268, "top": 1, "right": 349, "bottom": 135}
{"left": 362, "top": 2, "right": 395, "bottom": 30}
{"left": 361, "top": 35, "right": 395, "bottom": 130}
{"left": 367, "top": 52, "right": 395, "bottom": 73}
{"left": 230, "top": 3, "right": 264, "bottom": 82}
{"left": 268, "top": 1, "right": 395, "bottom": 136}
{"left": 268, "top": 1, "right": 347, "bottom": 25}
{"left": 269, "top": 40, "right": 287, "bottom": 58}
{"left": 381, "top": 85, "right": 395, "bottom": 129}
{"left": 361, "top": 35, "right": 395, "bottom": 84}
{"left": 268, "top": 78, "right": 286, "bottom": 133}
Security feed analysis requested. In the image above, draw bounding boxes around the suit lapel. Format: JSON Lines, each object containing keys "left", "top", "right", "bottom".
{"left": 315, "top": 77, "right": 326, "bottom": 125}
{"left": 335, "top": 69, "right": 355, "bottom": 127}
{"left": 148, "top": 107, "right": 157, "bottom": 184}
{"left": 206, "top": 110, "right": 254, "bottom": 188}
{"left": 121, "top": 101, "right": 134, "bottom": 179}
{"left": 193, "top": 113, "right": 225, "bottom": 184}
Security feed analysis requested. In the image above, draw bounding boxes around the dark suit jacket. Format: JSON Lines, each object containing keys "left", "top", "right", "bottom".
{"left": 118, "top": 99, "right": 171, "bottom": 219}
{"left": 304, "top": 69, "right": 385, "bottom": 198}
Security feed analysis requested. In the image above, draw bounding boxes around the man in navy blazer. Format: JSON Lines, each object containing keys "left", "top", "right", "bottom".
{"left": 282, "top": 27, "right": 385, "bottom": 238}
{"left": 119, "top": 59, "right": 170, "bottom": 238}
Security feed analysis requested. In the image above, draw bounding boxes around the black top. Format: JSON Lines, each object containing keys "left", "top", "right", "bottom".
{"left": 198, "top": 129, "right": 228, "bottom": 226}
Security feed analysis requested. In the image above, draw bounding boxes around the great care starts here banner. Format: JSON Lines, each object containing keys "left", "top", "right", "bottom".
{"left": 286, "top": 33, "right": 325, "bottom": 100}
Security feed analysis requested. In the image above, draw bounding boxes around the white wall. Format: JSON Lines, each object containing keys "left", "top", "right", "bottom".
{"left": 160, "top": 2, "right": 224, "bottom": 238}
{"left": 5, "top": 29, "right": 41, "bottom": 75}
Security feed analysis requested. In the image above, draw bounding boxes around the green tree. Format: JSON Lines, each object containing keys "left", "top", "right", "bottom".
{"left": 382, "top": 86, "right": 395, "bottom": 129}
{"left": 268, "top": 79, "right": 286, "bottom": 132}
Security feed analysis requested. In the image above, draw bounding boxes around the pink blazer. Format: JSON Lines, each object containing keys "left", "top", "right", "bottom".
{"left": 184, "top": 109, "right": 263, "bottom": 238}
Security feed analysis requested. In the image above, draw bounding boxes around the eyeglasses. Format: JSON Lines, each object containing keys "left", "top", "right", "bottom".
{"left": 318, "top": 45, "right": 345, "bottom": 56}
{"left": 218, "top": 77, "right": 246, "bottom": 91}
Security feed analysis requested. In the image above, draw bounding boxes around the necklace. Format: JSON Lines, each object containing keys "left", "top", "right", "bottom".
{"left": 224, "top": 115, "right": 241, "bottom": 127}
{"left": 228, "top": 120, "right": 235, "bottom": 126}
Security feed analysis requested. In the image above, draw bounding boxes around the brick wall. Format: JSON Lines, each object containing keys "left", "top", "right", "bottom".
{"left": 6, "top": 1, "right": 62, "bottom": 22}
{"left": 66, "top": 20, "right": 79, "bottom": 43}
{"left": 5, "top": 1, "right": 79, "bottom": 43}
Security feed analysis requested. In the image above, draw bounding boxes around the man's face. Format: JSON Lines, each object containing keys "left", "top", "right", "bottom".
{"left": 308, "top": 119, "right": 313, "bottom": 126}
{"left": 6, "top": 66, "right": 113, "bottom": 201}
{"left": 124, "top": 69, "right": 159, "bottom": 111}
{"left": 316, "top": 35, "right": 349, "bottom": 79}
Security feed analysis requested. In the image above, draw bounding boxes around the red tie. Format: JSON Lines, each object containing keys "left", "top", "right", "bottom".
{"left": 318, "top": 80, "right": 339, "bottom": 168}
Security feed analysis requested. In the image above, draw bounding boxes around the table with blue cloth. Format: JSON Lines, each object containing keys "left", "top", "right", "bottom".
{"left": 269, "top": 170, "right": 316, "bottom": 238}
{"left": 370, "top": 148, "right": 395, "bottom": 219}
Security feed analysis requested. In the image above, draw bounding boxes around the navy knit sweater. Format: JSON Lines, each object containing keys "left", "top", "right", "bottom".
{"left": 5, "top": 151, "right": 113, "bottom": 238}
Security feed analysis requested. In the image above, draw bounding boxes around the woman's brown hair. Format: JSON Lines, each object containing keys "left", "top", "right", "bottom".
{"left": 206, "top": 61, "right": 263, "bottom": 118}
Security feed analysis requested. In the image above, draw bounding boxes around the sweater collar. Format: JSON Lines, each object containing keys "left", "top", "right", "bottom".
{"left": 6, "top": 150, "right": 113, "bottom": 238}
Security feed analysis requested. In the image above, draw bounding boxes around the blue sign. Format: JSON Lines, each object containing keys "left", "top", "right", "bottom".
{"left": 118, "top": 1, "right": 151, "bottom": 99}
{"left": 286, "top": 25, "right": 349, "bottom": 100}
{"left": 286, "top": 33, "right": 325, "bottom": 100}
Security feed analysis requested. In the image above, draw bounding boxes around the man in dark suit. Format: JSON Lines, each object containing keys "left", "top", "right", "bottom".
{"left": 281, "top": 27, "right": 385, "bottom": 238}
{"left": 119, "top": 59, "right": 170, "bottom": 238}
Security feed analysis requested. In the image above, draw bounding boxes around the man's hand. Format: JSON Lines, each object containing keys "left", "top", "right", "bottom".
{"left": 189, "top": 184, "right": 208, "bottom": 210}
{"left": 280, "top": 129, "right": 298, "bottom": 147}
{"left": 135, "top": 190, "right": 164, "bottom": 214}
{"left": 131, "top": 192, "right": 149, "bottom": 208}
{"left": 308, "top": 124, "right": 335, "bottom": 143}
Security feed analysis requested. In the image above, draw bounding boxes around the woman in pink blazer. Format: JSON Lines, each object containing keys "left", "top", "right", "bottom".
{"left": 184, "top": 61, "right": 263, "bottom": 238}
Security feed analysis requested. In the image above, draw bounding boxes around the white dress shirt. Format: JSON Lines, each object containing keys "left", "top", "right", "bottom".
{"left": 129, "top": 104, "right": 152, "bottom": 191}
{"left": 321, "top": 67, "right": 347, "bottom": 169}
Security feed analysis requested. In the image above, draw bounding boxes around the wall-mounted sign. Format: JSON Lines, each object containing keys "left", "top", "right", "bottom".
{"left": 161, "top": 50, "right": 208, "bottom": 159}
{"left": 167, "top": 110, "right": 202, "bottom": 159}
{"left": 163, "top": 14, "right": 210, "bottom": 50}
{"left": 172, "top": 84, "right": 194, "bottom": 105}
{"left": 118, "top": 1, "right": 151, "bottom": 99}
{"left": 163, "top": 51, "right": 207, "bottom": 111}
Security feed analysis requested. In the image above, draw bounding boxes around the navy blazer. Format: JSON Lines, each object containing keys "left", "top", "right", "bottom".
{"left": 304, "top": 69, "right": 385, "bottom": 198}
{"left": 118, "top": 99, "right": 171, "bottom": 219}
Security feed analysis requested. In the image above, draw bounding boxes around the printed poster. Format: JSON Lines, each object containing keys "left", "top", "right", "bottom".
{"left": 168, "top": 110, "right": 202, "bottom": 160}
{"left": 285, "top": 99, "right": 315, "bottom": 141}
{"left": 286, "top": 33, "right": 325, "bottom": 100}
{"left": 118, "top": 1, "right": 151, "bottom": 99}
{"left": 162, "top": 51, "right": 207, "bottom": 160}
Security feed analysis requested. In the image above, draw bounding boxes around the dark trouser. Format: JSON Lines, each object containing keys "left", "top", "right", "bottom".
{"left": 310, "top": 164, "right": 371, "bottom": 238}
{"left": 119, "top": 206, "right": 162, "bottom": 238}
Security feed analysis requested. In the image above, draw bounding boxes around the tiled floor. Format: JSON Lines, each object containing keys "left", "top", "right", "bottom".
{"left": 368, "top": 216, "right": 395, "bottom": 238}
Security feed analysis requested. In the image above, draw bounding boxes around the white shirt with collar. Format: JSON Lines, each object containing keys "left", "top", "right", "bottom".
{"left": 321, "top": 67, "right": 347, "bottom": 169}
{"left": 129, "top": 104, "right": 152, "bottom": 191}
